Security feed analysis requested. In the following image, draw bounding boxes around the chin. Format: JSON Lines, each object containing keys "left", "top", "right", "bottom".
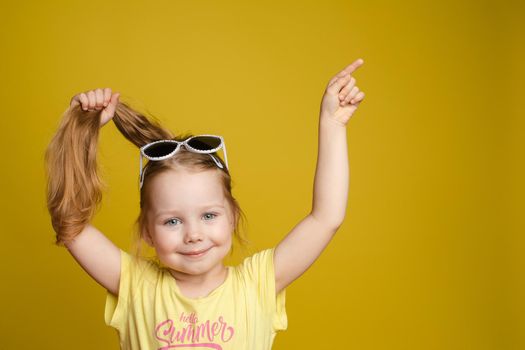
{"left": 180, "top": 260, "right": 219, "bottom": 275}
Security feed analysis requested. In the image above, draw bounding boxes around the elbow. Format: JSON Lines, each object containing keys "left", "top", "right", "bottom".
{"left": 328, "top": 219, "right": 345, "bottom": 233}
{"left": 310, "top": 212, "right": 345, "bottom": 233}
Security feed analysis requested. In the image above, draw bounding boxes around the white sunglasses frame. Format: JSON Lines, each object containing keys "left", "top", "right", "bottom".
{"left": 139, "top": 134, "right": 229, "bottom": 189}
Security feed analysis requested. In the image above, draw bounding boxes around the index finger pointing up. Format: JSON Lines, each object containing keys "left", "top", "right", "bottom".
{"left": 337, "top": 58, "right": 364, "bottom": 76}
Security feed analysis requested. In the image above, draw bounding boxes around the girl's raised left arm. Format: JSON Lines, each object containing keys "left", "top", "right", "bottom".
{"left": 274, "top": 59, "right": 365, "bottom": 294}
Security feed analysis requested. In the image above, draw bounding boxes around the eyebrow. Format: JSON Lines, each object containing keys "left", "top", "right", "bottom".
{"left": 155, "top": 204, "right": 225, "bottom": 216}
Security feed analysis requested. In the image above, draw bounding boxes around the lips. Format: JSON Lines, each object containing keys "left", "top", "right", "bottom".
{"left": 180, "top": 247, "right": 212, "bottom": 256}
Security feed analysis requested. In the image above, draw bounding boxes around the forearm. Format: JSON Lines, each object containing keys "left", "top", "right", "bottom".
{"left": 310, "top": 115, "right": 349, "bottom": 229}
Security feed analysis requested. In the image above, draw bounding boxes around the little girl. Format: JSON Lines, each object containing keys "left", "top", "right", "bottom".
{"left": 45, "top": 58, "right": 365, "bottom": 349}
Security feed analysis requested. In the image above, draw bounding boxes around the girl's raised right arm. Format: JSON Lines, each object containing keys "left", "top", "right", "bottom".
{"left": 45, "top": 88, "right": 122, "bottom": 296}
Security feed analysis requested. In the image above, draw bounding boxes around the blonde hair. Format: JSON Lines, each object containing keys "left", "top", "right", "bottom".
{"left": 45, "top": 101, "right": 249, "bottom": 260}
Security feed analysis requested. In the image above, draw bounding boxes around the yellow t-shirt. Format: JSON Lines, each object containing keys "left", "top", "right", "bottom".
{"left": 105, "top": 247, "right": 287, "bottom": 349}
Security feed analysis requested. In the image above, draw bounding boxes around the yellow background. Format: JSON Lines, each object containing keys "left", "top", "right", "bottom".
{"left": 1, "top": 0, "right": 523, "bottom": 349}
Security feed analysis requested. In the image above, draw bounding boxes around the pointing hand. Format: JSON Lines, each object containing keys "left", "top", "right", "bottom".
{"left": 320, "top": 58, "right": 365, "bottom": 126}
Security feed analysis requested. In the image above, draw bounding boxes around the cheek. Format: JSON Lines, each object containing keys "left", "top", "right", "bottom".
{"left": 211, "top": 221, "right": 234, "bottom": 244}
{"left": 153, "top": 230, "right": 182, "bottom": 251}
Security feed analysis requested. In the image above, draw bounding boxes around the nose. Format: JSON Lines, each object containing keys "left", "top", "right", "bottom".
{"left": 183, "top": 221, "right": 203, "bottom": 244}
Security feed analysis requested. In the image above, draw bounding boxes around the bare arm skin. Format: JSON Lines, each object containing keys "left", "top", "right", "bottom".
{"left": 274, "top": 59, "right": 366, "bottom": 294}
{"left": 65, "top": 224, "right": 121, "bottom": 295}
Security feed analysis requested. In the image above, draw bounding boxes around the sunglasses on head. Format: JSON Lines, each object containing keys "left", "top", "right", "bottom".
{"left": 139, "top": 134, "right": 229, "bottom": 189}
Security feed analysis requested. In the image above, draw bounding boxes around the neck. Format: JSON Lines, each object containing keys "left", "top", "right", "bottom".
{"left": 168, "top": 263, "right": 228, "bottom": 289}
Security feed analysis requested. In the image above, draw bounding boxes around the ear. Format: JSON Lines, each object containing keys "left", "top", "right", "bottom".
{"left": 142, "top": 228, "right": 154, "bottom": 247}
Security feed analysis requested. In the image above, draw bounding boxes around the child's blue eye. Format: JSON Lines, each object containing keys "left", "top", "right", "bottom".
{"left": 165, "top": 218, "right": 181, "bottom": 226}
{"left": 164, "top": 214, "right": 216, "bottom": 226}
{"left": 203, "top": 213, "right": 217, "bottom": 220}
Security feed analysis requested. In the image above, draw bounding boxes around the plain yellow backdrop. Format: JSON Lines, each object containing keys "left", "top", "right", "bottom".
{"left": 1, "top": 0, "right": 523, "bottom": 349}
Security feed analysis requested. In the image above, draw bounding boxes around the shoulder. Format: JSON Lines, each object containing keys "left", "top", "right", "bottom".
{"left": 119, "top": 249, "right": 162, "bottom": 286}
{"left": 238, "top": 247, "right": 274, "bottom": 267}
{"left": 233, "top": 247, "right": 276, "bottom": 284}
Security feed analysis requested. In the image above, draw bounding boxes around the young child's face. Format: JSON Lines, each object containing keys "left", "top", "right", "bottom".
{"left": 143, "top": 168, "right": 234, "bottom": 276}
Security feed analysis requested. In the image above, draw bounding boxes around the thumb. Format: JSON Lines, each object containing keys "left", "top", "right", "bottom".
{"left": 105, "top": 92, "right": 120, "bottom": 115}
{"left": 99, "top": 92, "right": 120, "bottom": 127}
{"left": 326, "top": 74, "right": 351, "bottom": 95}
{"left": 110, "top": 92, "right": 120, "bottom": 106}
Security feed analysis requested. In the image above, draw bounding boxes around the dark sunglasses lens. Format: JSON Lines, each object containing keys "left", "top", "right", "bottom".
{"left": 144, "top": 143, "right": 178, "bottom": 158}
{"left": 187, "top": 136, "right": 221, "bottom": 151}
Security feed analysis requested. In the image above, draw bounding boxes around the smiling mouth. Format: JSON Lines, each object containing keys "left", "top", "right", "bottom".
{"left": 180, "top": 247, "right": 212, "bottom": 258}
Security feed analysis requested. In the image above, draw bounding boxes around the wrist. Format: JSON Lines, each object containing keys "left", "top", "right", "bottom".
{"left": 320, "top": 113, "right": 348, "bottom": 128}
